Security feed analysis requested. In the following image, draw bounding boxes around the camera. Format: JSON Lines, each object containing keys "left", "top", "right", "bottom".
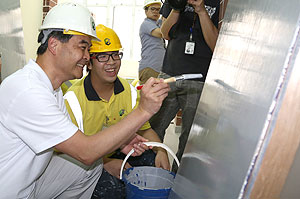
{"left": 168, "top": 0, "right": 187, "bottom": 10}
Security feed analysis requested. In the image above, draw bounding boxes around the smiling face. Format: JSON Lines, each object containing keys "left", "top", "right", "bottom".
{"left": 89, "top": 51, "right": 121, "bottom": 85}
{"left": 56, "top": 35, "right": 91, "bottom": 80}
{"left": 145, "top": 3, "right": 161, "bottom": 21}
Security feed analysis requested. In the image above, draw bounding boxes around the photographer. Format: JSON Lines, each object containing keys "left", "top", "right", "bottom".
{"left": 150, "top": 0, "right": 222, "bottom": 173}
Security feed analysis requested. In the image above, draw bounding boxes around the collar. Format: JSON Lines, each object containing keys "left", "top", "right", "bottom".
{"left": 28, "top": 59, "right": 55, "bottom": 93}
{"left": 145, "top": 17, "right": 157, "bottom": 22}
{"left": 84, "top": 73, "right": 124, "bottom": 101}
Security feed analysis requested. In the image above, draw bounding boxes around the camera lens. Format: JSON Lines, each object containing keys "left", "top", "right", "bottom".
{"left": 168, "top": 0, "right": 187, "bottom": 10}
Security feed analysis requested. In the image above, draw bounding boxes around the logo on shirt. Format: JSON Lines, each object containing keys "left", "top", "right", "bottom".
{"left": 119, "top": 109, "right": 125, "bottom": 116}
{"left": 205, "top": 5, "right": 216, "bottom": 18}
{"left": 104, "top": 116, "right": 110, "bottom": 126}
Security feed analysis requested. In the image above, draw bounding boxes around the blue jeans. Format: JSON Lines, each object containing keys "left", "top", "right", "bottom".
{"left": 150, "top": 72, "right": 204, "bottom": 172}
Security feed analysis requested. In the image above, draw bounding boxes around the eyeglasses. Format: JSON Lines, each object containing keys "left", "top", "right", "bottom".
{"left": 91, "top": 52, "right": 123, "bottom": 62}
{"left": 148, "top": 7, "right": 160, "bottom": 12}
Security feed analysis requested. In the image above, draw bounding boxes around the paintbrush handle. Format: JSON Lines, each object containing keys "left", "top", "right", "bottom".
{"left": 136, "top": 77, "right": 177, "bottom": 90}
{"left": 163, "top": 77, "right": 176, "bottom": 83}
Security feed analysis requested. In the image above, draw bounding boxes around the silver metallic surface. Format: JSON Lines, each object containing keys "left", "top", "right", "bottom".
{"left": 0, "top": 0, "right": 26, "bottom": 81}
{"left": 242, "top": 18, "right": 300, "bottom": 199}
{"left": 169, "top": 0, "right": 300, "bottom": 198}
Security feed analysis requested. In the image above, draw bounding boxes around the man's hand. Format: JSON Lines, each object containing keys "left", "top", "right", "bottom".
{"left": 155, "top": 150, "right": 171, "bottom": 171}
{"left": 188, "top": 0, "right": 205, "bottom": 14}
{"left": 120, "top": 134, "right": 150, "bottom": 156}
{"left": 138, "top": 77, "right": 170, "bottom": 116}
{"left": 104, "top": 158, "right": 132, "bottom": 179}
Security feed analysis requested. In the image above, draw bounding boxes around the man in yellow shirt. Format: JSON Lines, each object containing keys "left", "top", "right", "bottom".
{"left": 65, "top": 24, "right": 170, "bottom": 199}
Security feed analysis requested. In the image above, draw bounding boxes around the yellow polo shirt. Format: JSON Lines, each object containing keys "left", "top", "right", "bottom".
{"left": 65, "top": 73, "right": 150, "bottom": 136}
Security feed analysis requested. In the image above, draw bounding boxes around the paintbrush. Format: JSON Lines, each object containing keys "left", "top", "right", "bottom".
{"left": 136, "top": 73, "right": 203, "bottom": 90}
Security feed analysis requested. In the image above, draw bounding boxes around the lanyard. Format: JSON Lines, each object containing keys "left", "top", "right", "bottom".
{"left": 189, "top": 12, "right": 197, "bottom": 41}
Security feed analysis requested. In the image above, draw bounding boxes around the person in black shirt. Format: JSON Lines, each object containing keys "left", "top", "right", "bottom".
{"left": 150, "top": 0, "right": 224, "bottom": 173}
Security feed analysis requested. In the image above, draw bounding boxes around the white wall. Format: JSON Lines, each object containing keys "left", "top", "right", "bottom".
{"left": 20, "top": 0, "right": 43, "bottom": 61}
{"left": 8, "top": 0, "right": 143, "bottom": 79}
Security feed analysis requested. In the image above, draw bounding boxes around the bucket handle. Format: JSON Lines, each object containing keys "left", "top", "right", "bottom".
{"left": 120, "top": 142, "right": 180, "bottom": 180}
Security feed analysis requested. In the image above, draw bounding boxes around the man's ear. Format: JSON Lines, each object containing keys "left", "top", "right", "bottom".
{"left": 47, "top": 37, "right": 58, "bottom": 55}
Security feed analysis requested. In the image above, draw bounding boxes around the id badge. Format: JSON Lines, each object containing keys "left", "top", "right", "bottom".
{"left": 185, "top": 41, "right": 195, "bottom": 55}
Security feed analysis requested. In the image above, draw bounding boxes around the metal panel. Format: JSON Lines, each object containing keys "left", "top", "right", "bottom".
{"left": 0, "top": 0, "right": 26, "bottom": 81}
{"left": 169, "top": 0, "right": 300, "bottom": 198}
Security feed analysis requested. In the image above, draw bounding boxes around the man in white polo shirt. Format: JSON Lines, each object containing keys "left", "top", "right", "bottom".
{"left": 0, "top": 3, "right": 169, "bottom": 198}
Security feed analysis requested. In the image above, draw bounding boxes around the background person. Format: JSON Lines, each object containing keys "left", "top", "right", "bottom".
{"left": 0, "top": 3, "right": 170, "bottom": 198}
{"left": 138, "top": 0, "right": 166, "bottom": 85}
{"left": 150, "top": 0, "right": 221, "bottom": 173}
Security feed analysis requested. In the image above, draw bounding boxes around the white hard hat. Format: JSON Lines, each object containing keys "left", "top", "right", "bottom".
{"left": 40, "top": 2, "right": 98, "bottom": 40}
{"left": 144, "top": 0, "right": 162, "bottom": 8}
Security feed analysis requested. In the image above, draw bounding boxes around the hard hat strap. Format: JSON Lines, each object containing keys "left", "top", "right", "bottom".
{"left": 40, "top": 29, "right": 64, "bottom": 44}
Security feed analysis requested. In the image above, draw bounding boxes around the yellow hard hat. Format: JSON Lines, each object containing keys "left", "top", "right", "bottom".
{"left": 90, "top": 24, "right": 122, "bottom": 53}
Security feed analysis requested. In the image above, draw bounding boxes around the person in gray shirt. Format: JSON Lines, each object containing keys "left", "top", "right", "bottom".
{"left": 139, "top": 0, "right": 166, "bottom": 84}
